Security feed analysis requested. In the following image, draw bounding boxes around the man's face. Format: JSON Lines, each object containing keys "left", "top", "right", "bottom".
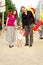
{"left": 21, "top": 8, "right": 26, "bottom": 13}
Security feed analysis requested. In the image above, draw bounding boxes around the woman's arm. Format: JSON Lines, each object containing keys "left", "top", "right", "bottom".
{"left": 6, "top": 17, "right": 9, "bottom": 27}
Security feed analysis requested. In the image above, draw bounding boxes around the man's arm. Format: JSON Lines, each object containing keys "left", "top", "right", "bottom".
{"left": 22, "top": 14, "right": 25, "bottom": 29}
{"left": 30, "top": 11, "right": 36, "bottom": 24}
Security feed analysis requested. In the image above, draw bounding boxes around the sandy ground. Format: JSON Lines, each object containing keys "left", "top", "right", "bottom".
{"left": 0, "top": 31, "right": 43, "bottom": 65}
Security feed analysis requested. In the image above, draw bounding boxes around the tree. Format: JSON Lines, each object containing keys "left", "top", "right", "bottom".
{"left": 17, "top": 10, "right": 22, "bottom": 26}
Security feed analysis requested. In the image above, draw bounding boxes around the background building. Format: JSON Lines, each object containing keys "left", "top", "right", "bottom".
{"left": 36, "top": 0, "right": 43, "bottom": 21}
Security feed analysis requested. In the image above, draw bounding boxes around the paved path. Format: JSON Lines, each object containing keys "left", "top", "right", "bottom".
{"left": 0, "top": 31, "right": 43, "bottom": 65}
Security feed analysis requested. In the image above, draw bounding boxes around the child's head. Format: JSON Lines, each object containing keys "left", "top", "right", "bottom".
{"left": 17, "top": 26, "right": 23, "bottom": 34}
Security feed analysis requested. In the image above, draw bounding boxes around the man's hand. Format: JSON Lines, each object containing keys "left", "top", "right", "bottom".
{"left": 33, "top": 24, "right": 36, "bottom": 27}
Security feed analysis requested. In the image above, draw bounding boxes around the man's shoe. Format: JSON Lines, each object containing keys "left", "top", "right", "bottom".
{"left": 25, "top": 44, "right": 29, "bottom": 46}
{"left": 40, "top": 37, "right": 43, "bottom": 39}
{"left": 29, "top": 45, "right": 32, "bottom": 47}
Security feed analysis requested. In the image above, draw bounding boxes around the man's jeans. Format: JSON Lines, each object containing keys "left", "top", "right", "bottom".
{"left": 24, "top": 24, "right": 33, "bottom": 46}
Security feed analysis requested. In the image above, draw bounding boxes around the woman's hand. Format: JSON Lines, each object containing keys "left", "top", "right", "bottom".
{"left": 14, "top": 20, "right": 17, "bottom": 26}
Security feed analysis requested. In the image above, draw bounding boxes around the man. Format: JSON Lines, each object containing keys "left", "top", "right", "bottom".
{"left": 21, "top": 6, "right": 35, "bottom": 47}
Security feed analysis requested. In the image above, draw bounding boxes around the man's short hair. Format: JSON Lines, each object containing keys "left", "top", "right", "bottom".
{"left": 21, "top": 6, "right": 25, "bottom": 10}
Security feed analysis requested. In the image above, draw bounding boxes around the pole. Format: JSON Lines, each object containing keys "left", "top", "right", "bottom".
{"left": 2, "top": 12, "right": 4, "bottom": 32}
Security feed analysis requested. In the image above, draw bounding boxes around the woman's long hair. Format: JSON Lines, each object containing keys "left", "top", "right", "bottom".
{"left": 12, "top": 10, "right": 18, "bottom": 19}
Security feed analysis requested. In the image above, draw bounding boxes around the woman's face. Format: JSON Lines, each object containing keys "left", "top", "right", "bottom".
{"left": 13, "top": 11, "right": 17, "bottom": 16}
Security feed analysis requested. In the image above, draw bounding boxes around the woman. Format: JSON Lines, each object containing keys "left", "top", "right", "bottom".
{"left": 6, "top": 10, "right": 18, "bottom": 48}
